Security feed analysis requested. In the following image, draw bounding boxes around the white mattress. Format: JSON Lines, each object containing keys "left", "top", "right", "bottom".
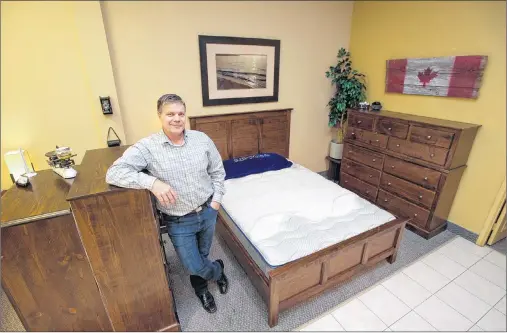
{"left": 221, "top": 164, "right": 396, "bottom": 267}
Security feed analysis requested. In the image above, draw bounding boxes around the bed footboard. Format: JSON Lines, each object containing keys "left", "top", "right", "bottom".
{"left": 267, "top": 218, "right": 406, "bottom": 327}
{"left": 216, "top": 211, "right": 407, "bottom": 328}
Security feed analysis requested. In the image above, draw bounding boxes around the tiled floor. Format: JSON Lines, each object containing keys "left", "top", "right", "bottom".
{"left": 297, "top": 236, "right": 507, "bottom": 331}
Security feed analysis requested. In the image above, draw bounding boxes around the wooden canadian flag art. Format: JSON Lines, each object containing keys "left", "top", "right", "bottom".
{"left": 385, "top": 55, "right": 488, "bottom": 99}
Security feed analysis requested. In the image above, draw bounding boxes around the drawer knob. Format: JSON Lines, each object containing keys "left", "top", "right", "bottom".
{"left": 388, "top": 182, "right": 392, "bottom": 186}
{"left": 384, "top": 199, "right": 388, "bottom": 202}
{"left": 345, "top": 180, "right": 348, "bottom": 183}
{"left": 352, "top": 132, "right": 355, "bottom": 136}
{"left": 372, "top": 159, "right": 376, "bottom": 162}
{"left": 349, "top": 151, "right": 352, "bottom": 153}
{"left": 388, "top": 127, "right": 392, "bottom": 131}
{"left": 391, "top": 165, "right": 395, "bottom": 169}
{"left": 419, "top": 195, "right": 423, "bottom": 199}
{"left": 366, "top": 190, "right": 370, "bottom": 194}
{"left": 357, "top": 120, "right": 362, "bottom": 124}
{"left": 424, "top": 176, "right": 428, "bottom": 181}
{"left": 430, "top": 153, "right": 435, "bottom": 157}
{"left": 375, "top": 139, "right": 379, "bottom": 142}
{"left": 369, "top": 175, "right": 373, "bottom": 178}
{"left": 347, "top": 165, "right": 350, "bottom": 168}
{"left": 396, "top": 144, "right": 400, "bottom": 147}
{"left": 427, "top": 135, "right": 432, "bottom": 139}
{"left": 414, "top": 213, "right": 418, "bottom": 217}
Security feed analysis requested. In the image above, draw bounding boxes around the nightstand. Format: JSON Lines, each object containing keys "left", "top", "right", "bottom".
{"left": 326, "top": 156, "right": 341, "bottom": 183}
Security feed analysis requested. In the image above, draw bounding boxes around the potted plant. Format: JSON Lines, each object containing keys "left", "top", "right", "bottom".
{"left": 326, "top": 48, "right": 367, "bottom": 159}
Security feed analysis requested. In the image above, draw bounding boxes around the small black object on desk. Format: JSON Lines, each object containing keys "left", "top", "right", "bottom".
{"left": 371, "top": 101, "right": 382, "bottom": 111}
{"left": 326, "top": 156, "right": 341, "bottom": 183}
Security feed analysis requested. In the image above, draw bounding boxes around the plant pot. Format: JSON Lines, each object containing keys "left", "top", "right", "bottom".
{"left": 329, "top": 140, "right": 344, "bottom": 160}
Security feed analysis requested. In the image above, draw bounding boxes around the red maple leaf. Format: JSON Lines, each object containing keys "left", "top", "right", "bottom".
{"left": 417, "top": 67, "right": 439, "bottom": 87}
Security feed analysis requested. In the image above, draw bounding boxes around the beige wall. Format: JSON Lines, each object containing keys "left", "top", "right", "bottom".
{"left": 1, "top": 1, "right": 126, "bottom": 190}
{"left": 101, "top": 1, "right": 353, "bottom": 172}
{"left": 349, "top": 1, "right": 506, "bottom": 234}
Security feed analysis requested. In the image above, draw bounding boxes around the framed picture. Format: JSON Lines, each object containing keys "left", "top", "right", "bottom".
{"left": 198, "top": 35, "right": 280, "bottom": 107}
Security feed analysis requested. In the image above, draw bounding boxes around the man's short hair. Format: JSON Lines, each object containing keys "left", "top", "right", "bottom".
{"left": 157, "top": 94, "right": 186, "bottom": 113}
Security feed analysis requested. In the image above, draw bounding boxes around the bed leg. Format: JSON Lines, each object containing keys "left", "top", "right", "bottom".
{"left": 387, "top": 227, "right": 403, "bottom": 264}
{"left": 268, "top": 278, "right": 280, "bottom": 328}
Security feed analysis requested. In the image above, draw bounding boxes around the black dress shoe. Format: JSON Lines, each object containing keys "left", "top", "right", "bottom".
{"left": 196, "top": 291, "right": 217, "bottom": 313}
{"left": 216, "top": 259, "right": 229, "bottom": 294}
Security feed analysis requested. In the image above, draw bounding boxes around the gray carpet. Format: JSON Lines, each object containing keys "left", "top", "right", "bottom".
{"left": 1, "top": 229, "right": 455, "bottom": 332}
{"left": 165, "top": 229, "right": 455, "bottom": 331}
{"left": 491, "top": 238, "right": 507, "bottom": 255}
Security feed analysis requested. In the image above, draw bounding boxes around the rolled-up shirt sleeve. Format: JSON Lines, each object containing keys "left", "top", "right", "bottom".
{"left": 206, "top": 137, "right": 226, "bottom": 203}
{"left": 105, "top": 143, "right": 157, "bottom": 190}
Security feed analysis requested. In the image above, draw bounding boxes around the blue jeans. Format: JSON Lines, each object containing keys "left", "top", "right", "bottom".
{"left": 165, "top": 205, "right": 222, "bottom": 294}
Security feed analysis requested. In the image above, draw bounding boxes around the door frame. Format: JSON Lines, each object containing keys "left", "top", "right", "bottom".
{"left": 476, "top": 179, "right": 506, "bottom": 246}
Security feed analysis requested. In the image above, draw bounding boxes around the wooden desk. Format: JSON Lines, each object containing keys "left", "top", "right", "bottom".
{"left": 2, "top": 146, "right": 180, "bottom": 332}
{"left": 1, "top": 168, "right": 112, "bottom": 331}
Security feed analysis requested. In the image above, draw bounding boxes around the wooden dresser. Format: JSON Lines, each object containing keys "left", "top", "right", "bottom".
{"left": 340, "top": 108, "right": 480, "bottom": 239}
{"left": 66, "top": 146, "right": 180, "bottom": 332}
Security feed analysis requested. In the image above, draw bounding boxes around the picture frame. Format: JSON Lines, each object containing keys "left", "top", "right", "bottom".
{"left": 198, "top": 35, "right": 280, "bottom": 107}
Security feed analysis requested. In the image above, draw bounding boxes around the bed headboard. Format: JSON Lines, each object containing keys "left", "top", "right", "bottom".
{"left": 189, "top": 108, "right": 292, "bottom": 160}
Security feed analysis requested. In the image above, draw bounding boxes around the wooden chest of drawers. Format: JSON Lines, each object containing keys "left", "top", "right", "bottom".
{"left": 340, "top": 109, "right": 480, "bottom": 239}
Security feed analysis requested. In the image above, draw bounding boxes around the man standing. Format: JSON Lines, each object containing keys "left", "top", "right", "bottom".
{"left": 105, "top": 94, "right": 228, "bottom": 314}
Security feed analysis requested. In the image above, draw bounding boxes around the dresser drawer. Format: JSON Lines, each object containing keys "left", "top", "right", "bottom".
{"left": 342, "top": 158, "right": 381, "bottom": 186}
{"left": 343, "top": 144, "right": 384, "bottom": 170}
{"left": 377, "top": 190, "right": 430, "bottom": 229}
{"left": 380, "top": 173, "right": 436, "bottom": 209}
{"left": 340, "top": 173, "right": 377, "bottom": 202}
{"left": 409, "top": 126, "right": 455, "bottom": 149}
{"left": 383, "top": 156, "right": 441, "bottom": 190}
{"left": 376, "top": 118, "right": 409, "bottom": 139}
{"left": 346, "top": 127, "right": 388, "bottom": 149}
{"left": 348, "top": 113, "right": 375, "bottom": 130}
{"left": 387, "top": 137, "right": 449, "bottom": 166}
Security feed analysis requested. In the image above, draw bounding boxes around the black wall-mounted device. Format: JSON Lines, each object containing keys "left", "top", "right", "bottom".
{"left": 100, "top": 96, "right": 113, "bottom": 114}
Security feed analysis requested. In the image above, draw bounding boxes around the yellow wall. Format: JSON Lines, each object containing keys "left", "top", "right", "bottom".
{"left": 101, "top": 1, "right": 354, "bottom": 172}
{"left": 1, "top": 1, "right": 126, "bottom": 190}
{"left": 349, "top": 1, "right": 506, "bottom": 234}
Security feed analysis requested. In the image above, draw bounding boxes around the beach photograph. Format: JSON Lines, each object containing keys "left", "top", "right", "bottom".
{"left": 215, "top": 54, "right": 267, "bottom": 90}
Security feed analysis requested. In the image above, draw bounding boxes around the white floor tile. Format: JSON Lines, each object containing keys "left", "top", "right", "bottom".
{"left": 436, "top": 237, "right": 489, "bottom": 268}
{"left": 382, "top": 272, "right": 432, "bottom": 308}
{"left": 390, "top": 311, "right": 436, "bottom": 331}
{"left": 415, "top": 296, "right": 473, "bottom": 331}
{"left": 403, "top": 261, "right": 450, "bottom": 293}
{"left": 454, "top": 270, "right": 506, "bottom": 306}
{"left": 470, "top": 259, "right": 507, "bottom": 289}
{"left": 495, "top": 296, "right": 506, "bottom": 315}
{"left": 484, "top": 250, "right": 506, "bottom": 270}
{"left": 300, "top": 314, "right": 344, "bottom": 331}
{"left": 469, "top": 325, "right": 484, "bottom": 331}
{"left": 358, "top": 285, "right": 410, "bottom": 326}
{"left": 435, "top": 282, "right": 492, "bottom": 322}
{"left": 422, "top": 251, "right": 467, "bottom": 280}
{"left": 331, "top": 299, "right": 387, "bottom": 331}
{"left": 476, "top": 308, "right": 507, "bottom": 332}
{"left": 450, "top": 237, "right": 492, "bottom": 257}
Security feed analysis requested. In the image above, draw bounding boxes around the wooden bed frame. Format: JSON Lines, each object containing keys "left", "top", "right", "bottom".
{"left": 189, "top": 109, "right": 408, "bottom": 327}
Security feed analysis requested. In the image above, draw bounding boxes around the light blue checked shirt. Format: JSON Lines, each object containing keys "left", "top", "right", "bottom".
{"left": 105, "top": 129, "right": 226, "bottom": 216}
